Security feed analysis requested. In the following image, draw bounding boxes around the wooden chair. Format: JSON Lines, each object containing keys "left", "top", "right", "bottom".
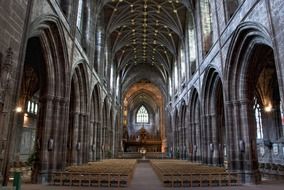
{"left": 89, "top": 173, "right": 100, "bottom": 187}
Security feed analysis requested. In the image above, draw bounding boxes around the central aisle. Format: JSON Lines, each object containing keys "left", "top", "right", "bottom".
{"left": 129, "top": 162, "right": 163, "bottom": 189}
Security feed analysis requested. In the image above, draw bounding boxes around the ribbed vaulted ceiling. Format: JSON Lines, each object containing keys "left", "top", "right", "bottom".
{"left": 100, "top": 0, "right": 189, "bottom": 87}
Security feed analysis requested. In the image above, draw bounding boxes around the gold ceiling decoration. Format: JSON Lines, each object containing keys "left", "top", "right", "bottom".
{"left": 102, "top": 0, "right": 188, "bottom": 78}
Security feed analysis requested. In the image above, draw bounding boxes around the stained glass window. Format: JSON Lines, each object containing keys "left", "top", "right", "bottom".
{"left": 136, "top": 106, "right": 149, "bottom": 123}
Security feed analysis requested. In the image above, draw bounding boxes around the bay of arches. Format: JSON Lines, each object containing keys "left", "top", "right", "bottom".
{"left": 6, "top": 8, "right": 284, "bottom": 189}
{"left": 224, "top": 22, "right": 283, "bottom": 184}
{"left": 171, "top": 22, "right": 284, "bottom": 185}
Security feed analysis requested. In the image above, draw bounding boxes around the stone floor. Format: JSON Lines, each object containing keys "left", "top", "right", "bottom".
{"left": 12, "top": 163, "right": 284, "bottom": 190}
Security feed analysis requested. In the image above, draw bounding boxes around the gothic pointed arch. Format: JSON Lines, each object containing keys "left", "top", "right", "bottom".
{"left": 173, "top": 108, "right": 180, "bottom": 158}
{"left": 15, "top": 14, "right": 71, "bottom": 181}
{"left": 90, "top": 84, "right": 102, "bottom": 160}
{"left": 71, "top": 62, "right": 89, "bottom": 114}
{"left": 224, "top": 21, "right": 281, "bottom": 183}
{"left": 29, "top": 15, "right": 69, "bottom": 98}
{"left": 201, "top": 66, "right": 225, "bottom": 166}
{"left": 101, "top": 97, "right": 110, "bottom": 158}
{"left": 67, "top": 62, "right": 89, "bottom": 165}
{"left": 179, "top": 100, "right": 187, "bottom": 159}
{"left": 188, "top": 88, "right": 201, "bottom": 162}
{"left": 224, "top": 22, "right": 273, "bottom": 100}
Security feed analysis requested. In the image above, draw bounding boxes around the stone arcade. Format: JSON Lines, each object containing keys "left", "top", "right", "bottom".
{"left": 0, "top": 0, "right": 284, "bottom": 188}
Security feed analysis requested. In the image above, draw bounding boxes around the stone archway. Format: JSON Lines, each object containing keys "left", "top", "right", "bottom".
{"left": 101, "top": 97, "right": 110, "bottom": 159}
{"left": 201, "top": 67, "right": 226, "bottom": 166}
{"left": 122, "top": 81, "right": 165, "bottom": 154}
{"left": 188, "top": 88, "right": 201, "bottom": 162}
{"left": 180, "top": 102, "right": 187, "bottom": 160}
{"left": 224, "top": 22, "right": 282, "bottom": 183}
{"left": 14, "top": 16, "right": 69, "bottom": 183}
{"left": 89, "top": 84, "right": 101, "bottom": 161}
{"left": 173, "top": 109, "right": 179, "bottom": 158}
{"left": 67, "top": 63, "right": 89, "bottom": 166}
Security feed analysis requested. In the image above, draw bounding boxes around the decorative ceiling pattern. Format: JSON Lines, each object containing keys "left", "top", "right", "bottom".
{"left": 100, "top": 0, "right": 189, "bottom": 82}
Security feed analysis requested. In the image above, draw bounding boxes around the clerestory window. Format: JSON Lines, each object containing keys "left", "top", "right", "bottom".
{"left": 200, "top": 0, "right": 213, "bottom": 55}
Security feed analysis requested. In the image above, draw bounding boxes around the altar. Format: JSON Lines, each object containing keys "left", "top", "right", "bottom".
{"left": 123, "top": 127, "right": 162, "bottom": 152}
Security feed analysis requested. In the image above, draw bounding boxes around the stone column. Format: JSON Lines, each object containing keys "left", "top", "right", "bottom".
{"left": 177, "top": 123, "right": 181, "bottom": 159}
{"left": 227, "top": 101, "right": 242, "bottom": 171}
{"left": 102, "top": 125, "right": 106, "bottom": 159}
{"left": 195, "top": 121, "right": 202, "bottom": 163}
{"left": 98, "top": 122, "right": 102, "bottom": 160}
{"left": 58, "top": 98, "right": 68, "bottom": 170}
{"left": 94, "top": 121, "right": 98, "bottom": 160}
{"left": 78, "top": 113, "right": 86, "bottom": 164}
{"left": 210, "top": 113, "right": 220, "bottom": 166}
{"left": 89, "top": 120, "right": 94, "bottom": 161}
{"left": 240, "top": 100, "right": 260, "bottom": 183}
{"left": 82, "top": 113, "right": 89, "bottom": 163}
{"left": 170, "top": 114, "right": 175, "bottom": 158}
{"left": 51, "top": 97, "right": 61, "bottom": 171}
{"left": 207, "top": 114, "right": 215, "bottom": 165}
{"left": 112, "top": 120, "right": 116, "bottom": 157}
{"left": 37, "top": 95, "right": 54, "bottom": 183}
{"left": 72, "top": 112, "right": 79, "bottom": 165}
{"left": 187, "top": 121, "right": 193, "bottom": 161}
{"left": 227, "top": 100, "right": 261, "bottom": 184}
{"left": 201, "top": 114, "right": 208, "bottom": 164}
{"left": 179, "top": 117, "right": 182, "bottom": 159}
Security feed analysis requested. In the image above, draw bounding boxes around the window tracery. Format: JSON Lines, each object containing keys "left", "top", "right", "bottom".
{"left": 136, "top": 105, "right": 149, "bottom": 123}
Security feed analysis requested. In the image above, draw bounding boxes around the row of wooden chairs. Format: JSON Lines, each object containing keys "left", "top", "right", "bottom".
{"left": 52, "top": 172, "right": 131, "bottom": 187}
{"left": 150, "top": 160, "right": 240, "bottom": 187}
{"left": 51, "top": 159, "right": 137, "bottom": 187}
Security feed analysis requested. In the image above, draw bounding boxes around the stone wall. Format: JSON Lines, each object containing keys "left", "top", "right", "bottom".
{"left": 0, "top": 0, "right": 120, "bottom": 184}
{"left": 0, "top": 0, "right": 30, "bottom": 184}
{"left": 170, "top": 0, "right": 284, "bottom": 183}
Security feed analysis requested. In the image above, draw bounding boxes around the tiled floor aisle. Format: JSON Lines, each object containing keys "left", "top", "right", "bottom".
{"left": 16, "top": 162, "right": 284, "bottom": 190}
{"left": 128, "top": 162, "right": 163, "bottom": 189}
